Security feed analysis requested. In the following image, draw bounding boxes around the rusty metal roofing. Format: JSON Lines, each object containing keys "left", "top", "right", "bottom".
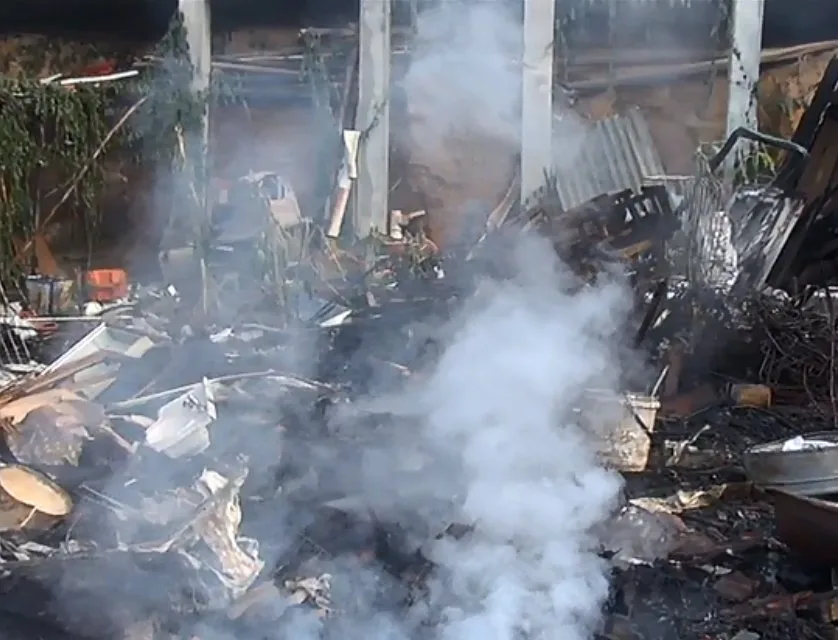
{"left": 553, "top": 108, "right": 669, "bottom": 212}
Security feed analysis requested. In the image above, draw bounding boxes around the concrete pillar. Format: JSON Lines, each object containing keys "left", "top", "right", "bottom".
{"left": 521, "top": 0, "right": 555, "bottom": 201}
{"left": 726, "top": 0, "right": 765, "bottom": 160}
{"left": 179, "top": 0, "right": 212, "bottom": 145}
{"left": 178, "top": 0, "right": 212, "bottom": 312}
{"left": 355, "top": 0, "right": 391, "bottom": 237}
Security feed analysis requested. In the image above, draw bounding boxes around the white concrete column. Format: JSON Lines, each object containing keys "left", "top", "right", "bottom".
{"left": 178, "top": 0, "right": 212, "bottom": 312}
{"left": 356, "top": 0, "right": 391, "bottom": 237}
{"left": 521, "top": 0, "right": 555, "bottom": 201}
{"left": 179, "top": 0, "right": 212, "bottom": 146}
{"left": 726, "top": 0, "right": 765, "bottom": 158}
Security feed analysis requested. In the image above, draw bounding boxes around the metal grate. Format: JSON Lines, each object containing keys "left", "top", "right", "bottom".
{"left": 678, "top": 152, "right": 730, "bottom": 292}
{"left": 0, "top": 281, "right": 32, "bottom": 368}
{"left": 677, "top": 122, "right": 814, "bottom": 297}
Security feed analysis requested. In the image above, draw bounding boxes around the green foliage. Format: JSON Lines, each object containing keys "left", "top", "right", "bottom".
{"left": 0, "top": 79, "right": 109, "bottom": 281}
{"left": 734, "top": 144, "right": 778, "bottom": 185}
{"left": 697, "top": 139, "right": 779, "bottom": 187}
{"left": 0, "top": 10, "right": 214, "bottom": 284}
{"left": 123, "top": 11, "right": 206, "bottom": 165}
{"left": 123, "top": 9, "right": 209, "bottom": 257}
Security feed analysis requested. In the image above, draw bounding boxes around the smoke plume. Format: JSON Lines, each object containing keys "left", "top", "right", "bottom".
{"left": 43, "top": 2, "right": 634, "bottom": 638}
{"left": 396, "top": 0, "right": 594, "bottom": 248}
{"left": 352, "top": 232, "right": 628, "bottom": 639}
{"left": 400, "top": 0, "right": 522, "bottom": 150}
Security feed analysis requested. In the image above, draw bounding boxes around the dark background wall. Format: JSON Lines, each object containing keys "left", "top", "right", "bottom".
{"left": 0, "top": 0, "right": 356, "bottom": 40}
{"left": 1, "top": 0, "right": 837, "bottom": 48}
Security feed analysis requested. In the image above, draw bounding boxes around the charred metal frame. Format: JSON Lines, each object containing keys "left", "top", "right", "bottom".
{"left": 707, "top": 128, "right": 808, "bottom": 174}
{"left": 768, "top": 56, "right": 838, "bottom": 289}
{"left": 679, "top": 53, "right": 838, "bottom": 296}
{"left": 679, "top": 126, "right": 809, "bottom": 296}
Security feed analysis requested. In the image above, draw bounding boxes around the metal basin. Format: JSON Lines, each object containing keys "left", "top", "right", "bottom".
{"left": 770, "top": 489, "right": 838, "bottom": 564}
{"left": 743, "top": 431, "right": 838, "bottom": 496}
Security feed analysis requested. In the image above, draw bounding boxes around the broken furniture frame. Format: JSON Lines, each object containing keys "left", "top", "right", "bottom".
{"left": 679, "top": 126, "right": 809, "bottom": 296}
{"left": 768, "top": 56, "right": 838, "bottom": 290}
{"left": 706, "top": 127, "right": 809, "bottom": 175}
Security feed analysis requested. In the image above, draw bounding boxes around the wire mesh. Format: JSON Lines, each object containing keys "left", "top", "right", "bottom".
{"left": 676, "top": 152, "right": 738, "bottom": 294}
{"left": 0, "top": 281, "right": 32, "bottom": 368}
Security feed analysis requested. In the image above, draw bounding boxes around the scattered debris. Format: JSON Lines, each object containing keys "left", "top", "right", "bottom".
{"left": 731, "top": 383, "right": 773, "bottom": 408}
{"left": 3, "top": 37, "right": 838, "bottom": 640}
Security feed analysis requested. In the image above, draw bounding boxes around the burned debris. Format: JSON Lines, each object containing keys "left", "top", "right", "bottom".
{"left": 5, "top": 13, "right": 838, "bottom": 640}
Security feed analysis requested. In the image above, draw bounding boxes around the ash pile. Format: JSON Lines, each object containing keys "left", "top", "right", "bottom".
{"left": 5, "top": 59, "right": 838, "bottom": 640}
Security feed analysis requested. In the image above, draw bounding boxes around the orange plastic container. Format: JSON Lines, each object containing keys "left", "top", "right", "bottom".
{"left": 86, "top": 269, "right": 128, "bottom": 302}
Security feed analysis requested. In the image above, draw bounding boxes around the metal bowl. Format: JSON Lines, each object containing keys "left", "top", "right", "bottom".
{"left": 743, "top": 431, "right": 838, "bottom": 497}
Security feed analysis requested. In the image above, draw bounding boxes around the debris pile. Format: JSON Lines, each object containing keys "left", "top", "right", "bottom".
{"left": 5, "top": 45, "right": 838, "bottom": 640}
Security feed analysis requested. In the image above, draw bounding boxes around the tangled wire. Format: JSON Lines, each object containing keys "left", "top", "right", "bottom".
{"left": 755, "top": 292, "right": 838, "bottom": 422}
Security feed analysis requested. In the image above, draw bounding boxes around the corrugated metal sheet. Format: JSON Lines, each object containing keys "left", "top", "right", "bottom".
{"left": 553, "top": 108, "right": 669, "bottom": 211}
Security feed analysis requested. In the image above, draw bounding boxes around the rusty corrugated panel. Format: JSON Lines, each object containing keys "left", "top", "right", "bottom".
{"left": 554, "top": 108, "right": 668, "bottom": 211}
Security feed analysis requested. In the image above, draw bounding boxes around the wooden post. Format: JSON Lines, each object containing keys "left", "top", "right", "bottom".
{"left": 355, "top": 0, "right": 391, "bottom": 238}
{"left": 521, "top": 0, "right": 555, "bottom": 201}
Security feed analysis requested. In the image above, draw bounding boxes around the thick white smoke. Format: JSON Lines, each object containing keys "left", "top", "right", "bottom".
{"left": 321, "top": 232, "right": 629, "bottom": 640}
{"left": 396, "top": 0, "right": 592, "bottom": 246}
{"left": 43, "top": 2, "right": 633, "bottom": 637}
{"left": 395, "top": 0, "right": 525, "bottom": 238}
{"left": 401, "top": 0, "right": 522, "bottom": 148}
{"left": 328, "top": 1, "right": 629, "bottom": 635}
{"left": 398, "top": 233, "right": 628, "bottom": 640}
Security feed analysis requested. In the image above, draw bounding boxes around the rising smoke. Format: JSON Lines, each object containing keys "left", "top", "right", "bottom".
{"left": 47, "top": 1, "right": 633, "bottom": 637}
{"left": 346, "top": 0, "right": 629, "bottom": 633}
{"left": 396, "top": 0, "right": 590, "bottom": 247}
{"left": 350, "top": 232, "right": 629, "bottom": 639}
{"left": 217, "top": 0, "right": 627, "bottom": 636}
{"left": 261, "top": 230, "right": 630, "bottom": 640}
{"left": 400, "top": 0, "right": 523, "bottom": 150}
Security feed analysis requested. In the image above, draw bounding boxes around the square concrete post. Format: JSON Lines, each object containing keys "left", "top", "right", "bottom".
{"left": 355, "top": 0, "right": 391, "bottom": 237}
{"left": 521, "top": 0, "right": 555, "bottom": 201}
{"left": 726, "top": 0, "right": 765, "bottom": 168}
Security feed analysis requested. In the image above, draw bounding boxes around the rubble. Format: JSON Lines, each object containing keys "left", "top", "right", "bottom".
{"left": 3, "top": 37, "right": 838, "bottom": 640}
